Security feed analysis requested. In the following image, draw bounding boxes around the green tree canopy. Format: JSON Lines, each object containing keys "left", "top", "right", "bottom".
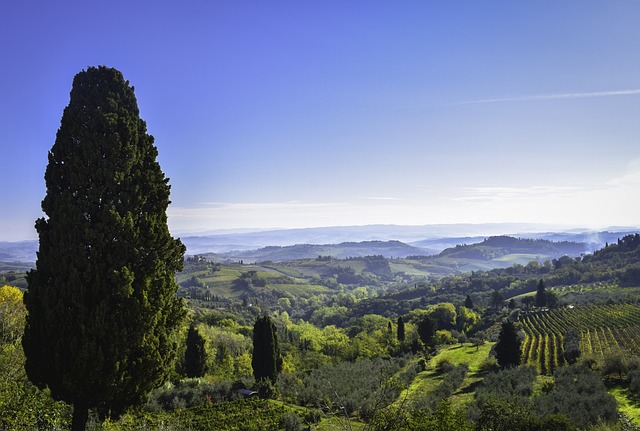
{"left": 427, "top": 302, "right": 457, "bottom": 330}
{"left": 22, "top": 66, "right": 186, "bottom": 431}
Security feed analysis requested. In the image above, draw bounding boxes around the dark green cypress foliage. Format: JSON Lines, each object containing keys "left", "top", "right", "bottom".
{"left": 252, "top": 315, "right": 282, "bottom": 383}
{"left": 417, "top": 316, "right": 436, "bottom": 348}
{"left": 464, "top": 294, "right": 474, "bottom": 310}
{"left": 397, "top": 316, "right": 405, "bottom": 342}
{"left": 184, "top": 324, "right": 208, "bottom": 378}
{"left": 22, "top": 66, "right": 186, "bottom": 431}
{"left": 535, "top": 279, "right": 547, "bottom": 307}
{"left": 495, "top": 320, "right": 522, "bottom": 368}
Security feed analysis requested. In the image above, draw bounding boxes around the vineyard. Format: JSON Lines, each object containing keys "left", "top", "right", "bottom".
{"left": 518, "top": 304, "right": 640, "bottom": 375}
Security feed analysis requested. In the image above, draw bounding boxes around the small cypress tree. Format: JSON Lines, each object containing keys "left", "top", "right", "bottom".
{"left": 184, "top": 324, "right": 208, "bottom": 378}
{"left": 397, "top": 316, "right": 405, "bottom": 342}
{"left": 464, "top": 295, "right": 474, "bottom": 310}
{"left": 417, "top": 316, "right": 436, "bottom": 348}
{"left": 23, "top": 66, "right": 185, "bottom": 431}
{"left": 495, "top": 320, "right": 522, "bottom": 368}
{"left": 535, "top": 279, "right": 547, "bottom": 307}
{"left": 252, "top": 316, "right": 282, "bottom": 383}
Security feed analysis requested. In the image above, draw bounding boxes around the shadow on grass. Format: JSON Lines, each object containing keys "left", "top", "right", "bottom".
{"left": 458, "top": 379, "right": 484, "bottom": 395}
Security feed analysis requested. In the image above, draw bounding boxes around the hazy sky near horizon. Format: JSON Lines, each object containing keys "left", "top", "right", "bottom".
{"left": 2, "top": 1, "right": 640, "bottom": 241}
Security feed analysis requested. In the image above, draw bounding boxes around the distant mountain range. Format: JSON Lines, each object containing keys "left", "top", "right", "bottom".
{"left": 199, "top": 235, "right": 594, "bottom": 265}
{"left": 1, "top": 224, "right": 637, "bottom": 265}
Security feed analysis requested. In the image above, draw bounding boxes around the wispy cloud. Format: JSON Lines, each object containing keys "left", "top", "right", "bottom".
{"left": 451, "top": 186, "right": 585, "bottom": 202}
{"left": 458, "top": 89, "right": 640, "bottom": 105}
{"left": 357, "top": 196, "right": 402, "bottom": 201}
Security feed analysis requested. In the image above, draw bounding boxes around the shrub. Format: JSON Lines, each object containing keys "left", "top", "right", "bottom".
{"left": 435, "top": 358, "right": 455, "bottom": 374}
{"left": 478, "top": 356, "right": 499, "bottom": 374}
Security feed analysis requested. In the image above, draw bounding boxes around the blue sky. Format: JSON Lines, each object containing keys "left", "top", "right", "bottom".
{"left": 1, "top": 1, "right": 640, "bottom": 240}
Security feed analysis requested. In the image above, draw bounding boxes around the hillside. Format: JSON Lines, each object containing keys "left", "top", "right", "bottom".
{"left": 5, "top": 234, "right": 640, "bottom": 430}
{"left": 207, "top": 240, "right": 429, "bottom": 263}
{"left": 438, "top": 236, "right": 588, "bottom": 261}
{"left": 176, "top": 235, "right": 617, "bottom": 311}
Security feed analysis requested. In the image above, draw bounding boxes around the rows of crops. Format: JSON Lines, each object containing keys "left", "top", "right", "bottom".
{"left": 518, "top": 304, "right": 640, "bottom": 374}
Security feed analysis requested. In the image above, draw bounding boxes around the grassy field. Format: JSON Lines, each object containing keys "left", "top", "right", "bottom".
{"left": 396, "top": 342, "right": 494, "bottom": 409}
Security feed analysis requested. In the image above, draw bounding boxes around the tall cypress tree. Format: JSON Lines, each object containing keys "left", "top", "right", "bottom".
{"left": 495, "top": 320, "right": 522, "bottom": 368}
{"left": 252, "top": 315, "right": 282, "bottom": 383}
{"left": 23, "top": 66, "right": 186, "bottom": 431}
{"left": 184, "top": 324, "right": 208, "bottom": 378}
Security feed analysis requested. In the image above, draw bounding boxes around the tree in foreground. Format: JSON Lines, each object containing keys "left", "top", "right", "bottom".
{"left": 252, "top": 315, "right": 282, "bottom": 383}
{"left": 22, "top": 66, "right": 186, "bottom": 431}
{"left": 184, "top": 324, "right": 208, "bottom": 378}
{"left": 494, "top": 320, "right": 522, "bottom": 368}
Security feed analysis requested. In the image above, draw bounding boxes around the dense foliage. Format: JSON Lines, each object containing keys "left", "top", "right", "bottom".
{"left": 23, "top": 66, "right": 185, "bottom": 430}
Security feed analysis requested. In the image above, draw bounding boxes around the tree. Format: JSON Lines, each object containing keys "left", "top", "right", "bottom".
{"left": 490, "top": 290, "right": 504, "bottom": 308}
{"left": 397, "top": 316, "right": 405, "bottom": 342}
{"left": 464, "top": 294, "right": 474, "bottom": 310}
{"left": 22, "top": 66, "right": 186, "bottom": 431}
{"left": 521, "top": 296, "right": 535, "bottom": 310}
{"left": 563, "top": 328, "right": 581, "bottom": 365}
{"left": 495, "top": 320, "right": 522, "bottom": 368}
{"left": 456, "top": 306, "right": 479, "bottom": 333}
{"left": 417, "top": 316, "right": 436, "bottom": 349}
{"left": 252, "top": 315, "right": 282, "bottom": 383}
{"left": 184, "top": 324, "right": 208, "bottom": 378}
{"left": 427, "top": 303, "right": 457, "bottom": 330}
{"left": 535, "top": 279, "right": 547, "bottom": 307}
{"left": 0, "top": 285, "right": 25, "bottom": 345}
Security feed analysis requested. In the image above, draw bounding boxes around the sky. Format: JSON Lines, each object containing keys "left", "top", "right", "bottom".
{"left": 1, "top": 1, "right": 640, "bottom": 241}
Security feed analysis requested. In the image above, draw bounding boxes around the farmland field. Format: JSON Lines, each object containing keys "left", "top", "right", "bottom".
{"left": 519, "top": 304, "right": 640, "bottom": 374}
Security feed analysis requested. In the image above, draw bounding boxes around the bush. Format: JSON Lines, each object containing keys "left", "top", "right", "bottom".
{"left": 280, "top": 412, "right": 303, "bottom": 431}
{"left": 478, "top": 356, "right": 499, "bottom": 374}
{"left": 435, "top": 358, "right": 455, "bottom": 374}
{"left": 146, "top": 378, "right": 237, "bottom": 412}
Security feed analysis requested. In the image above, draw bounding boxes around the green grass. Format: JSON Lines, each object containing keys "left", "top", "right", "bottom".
{"left": 606, "top": 382, "right": 640, "bottom": 425}
{"left": 493, "top": 253, "right": 542, "bottom": 263}
{"left": 395, "top": 342, "right": 494, "bottom": 409}
{"left": 431, "top": 342, "right": 494, "bottom": 374}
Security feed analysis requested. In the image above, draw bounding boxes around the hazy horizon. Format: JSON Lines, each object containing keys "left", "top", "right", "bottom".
{"left": 2, "top": 2, "right": 639, "bottom": 241}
